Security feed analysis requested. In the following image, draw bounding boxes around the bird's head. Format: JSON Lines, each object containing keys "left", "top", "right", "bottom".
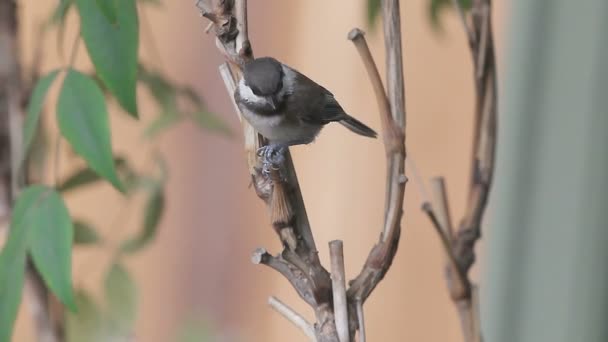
{"left": 240, "top": 57, "right": 286, "bottom": 112}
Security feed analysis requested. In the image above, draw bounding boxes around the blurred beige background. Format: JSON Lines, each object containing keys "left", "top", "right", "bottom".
{"left": 13, "top": 0, "right": 505, "bottom": 341}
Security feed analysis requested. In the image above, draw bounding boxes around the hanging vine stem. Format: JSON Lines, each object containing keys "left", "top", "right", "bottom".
{"left": 196, "top": 0, "right": 407, "bottom": 340}
{"left": 0, "top": 0, "right": 63, "bottom": 341}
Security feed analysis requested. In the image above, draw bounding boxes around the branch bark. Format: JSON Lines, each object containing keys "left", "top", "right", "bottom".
{"left": 346, "top": 0, "right": 407, "bottom": 304}
{"left": 329, "top": 241, "right": 349, "bottom": 342}
{"left": 268, "top": 296, "right": 316, "bottom": 342}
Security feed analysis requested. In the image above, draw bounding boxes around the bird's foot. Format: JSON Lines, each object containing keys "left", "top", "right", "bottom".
{"left": 257, "top": 144, "right": 287, "bottom": 179}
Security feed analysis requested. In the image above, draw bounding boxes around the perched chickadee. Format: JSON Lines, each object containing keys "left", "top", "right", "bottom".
{"left": 234, "top": 57, "right": 377, "bottom": 171}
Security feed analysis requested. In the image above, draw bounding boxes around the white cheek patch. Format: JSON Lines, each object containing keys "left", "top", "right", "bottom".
{"left": 238, "top": 79, "right": 267, "bottom": 106}
{"left": 278, "top": 65, "right": 297, "bottom": 97}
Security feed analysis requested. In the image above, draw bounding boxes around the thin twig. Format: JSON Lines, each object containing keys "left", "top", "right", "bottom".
{"left": 430, "top": 177, "right": 454, "bottom": 239}
{"left": 347, "top": 29, "right": 394, "bottom": 152}
{"left": 204, "top": 21, "right": 214, "bottom": 33}
{"left": 355, "top": 297, "right": 366, "bottom": 342}
{"left": 421, "top": 202, "right": 468, "bottom": 298}
{"left": 346, "top": 0, "right": 407, "bottom": 304}
{"left": 450, "top": 0, "right": 475, "bottom": 47}
{"left": 268, "top": 296, "right": 316, "bottom": 342}
{"left": 329, "top": 240, "right": 349, "bottom": 342}
{"left": 251, "top": 248, "right": 316, "bottom": 307}
{"left": 218, "top": 63, "right": 242, "bottom": 120}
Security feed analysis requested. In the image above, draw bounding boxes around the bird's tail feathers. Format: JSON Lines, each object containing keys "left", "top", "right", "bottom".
{"left": 339, "top": 115, "right": 377, "bottom": 138}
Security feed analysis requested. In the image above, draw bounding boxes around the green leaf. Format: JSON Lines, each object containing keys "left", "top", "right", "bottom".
{"left": 17, "top": 185, "right": 76, "bottom": 310}
{"left": 177, "top": 318, "right": 213, "bottom": 342}
{"left": 138, "top": 65, "right": 176, "bottom": 108}
{"left": 429, "top": 0, "right": 473, "bottom": 29}
{"left": 139, "top": 67, "right": 230, "bottom": 136}
{"left": 95, "top": 0, "right": 118, "bottom": 24}
{"left": 76, "top": 0, "right": 139, "bottom": 116}
{"left": 105, "top": 263, "right": 137, "bottom": 332}
{"left": 66, "top": 290, "right": 105, "bottom": 342}
{"left": 23, "top": 70, "right": 60, "bottom": 160}
{"left": 180, "top": 86, "right": 231, "bottom": 135}
{"left": 191, "top": 111, "right": 231, "bottom": 136}
{"left": 0, "top": 208, "right": 29, "bottom": 342}
{"left": 57, "top": 69, "right": 124, "bottom": 192}
{"left": 120, "top": 184, "right": 165, "bottom": 254}
{"left": 138, "top": 0, "right": 162, "bottom": 5}
{"left": 58, "top": 157, "right": 128, "bottom": 193}
{"left": 367, "top": 0, "right": 381, "bottom": 26}
{"left": 73, "top": 221, "right": 102, "bottom": 245}
{"left": 144, "top": 112, "right": 183, "bottom": 138}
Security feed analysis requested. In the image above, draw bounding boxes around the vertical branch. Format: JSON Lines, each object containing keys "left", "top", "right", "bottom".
{"left": 346, "top": 0, "right": 407, "bottom": 305}
{"left": 355, "top": 298, "right": 366, "bottom": 342}
{"left": 199, "top": 1, "right": 337, "bottom": 340}
{"left": 329, "top": 241, "right": 349, "bottom": 342}
{"left": 0, "top": 1, "right": 62, "bottom": 341}
{"left": 430, "top": 177, "right": 453, "bottom": 237}
{"left": 382, "top": 0, "right": 406, "bottom": 130}
{"left": 423, "top": 0, "right": 497, "bottom": 341}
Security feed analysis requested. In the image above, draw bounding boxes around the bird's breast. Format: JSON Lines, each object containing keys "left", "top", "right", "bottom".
{"left": 239, "top": 106, "right": 321, "bottom": 145}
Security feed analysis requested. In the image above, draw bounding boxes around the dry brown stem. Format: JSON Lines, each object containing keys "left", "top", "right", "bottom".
{"left": 346, "top": 0, "right": 407, "bottom": 305}
{"left": 329, "top": 240, "right": 349, "bottom": 342}
{"left": 422, "top": 0, "right": 497, "bottom": 341}
{"left": 268, "top": 296, "right": 316, "bottom": 341}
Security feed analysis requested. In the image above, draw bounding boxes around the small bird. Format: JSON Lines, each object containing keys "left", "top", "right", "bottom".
{"left": 234, "top": 57, "right": 377, "bottom": 172}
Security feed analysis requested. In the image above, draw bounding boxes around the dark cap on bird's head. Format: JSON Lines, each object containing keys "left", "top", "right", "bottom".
{"left": 243, "top": 57, "right": 284, "bottom": 96}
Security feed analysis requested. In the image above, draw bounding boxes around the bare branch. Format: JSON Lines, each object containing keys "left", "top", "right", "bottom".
{"left": 218, "top": 63, "right": 241, "bottom": 120}
{"left": 382, "top": 0, "right": 407, "bottom": 130}
{"left": 450, "top": 0, "right": 475, "bottom": 46}
{"left": 234, "top": 0, "right": 248, "bottom": 55}
{"left": 347, "top": 0, "right": 407, "bottom": 305}
{"left": 268, "top": 296, "right": 316, "bottom": 342}
{"left": 347, "top": 29, "right": 396, "bottom": 152}
{"left": 329, "top": 241, "right": 349, "bottom": 342}
{"left": 430, "top": 177, "right": 454, "bottom": 240}
{"left": 251, "top": 248, "right": 316, "bottom": 307}
{"left": 355, "top": 298, "right": 366, "bottom": 342}
{"left": 422, "top": 202, "right": 469, "bottom": 299}
{"left": 422, "top": 1, "right": 497, "bottom": 341}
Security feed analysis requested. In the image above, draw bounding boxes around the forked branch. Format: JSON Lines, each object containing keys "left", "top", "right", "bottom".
{"left": 423, "top": 0, "right": 497, "bottom": 341}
